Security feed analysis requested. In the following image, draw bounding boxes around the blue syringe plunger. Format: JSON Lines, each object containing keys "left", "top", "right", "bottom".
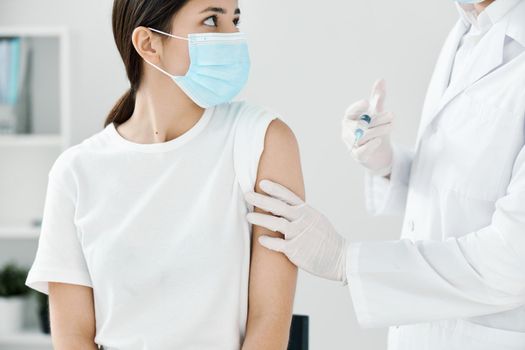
{"left": 354, "top": 114, "right": 372, "bottom": 146}
{"left": 354, "top": 128, "right": 364, "bottom": 143}
{"left": 360, "top": 114, "right": 372, "bottom": 124}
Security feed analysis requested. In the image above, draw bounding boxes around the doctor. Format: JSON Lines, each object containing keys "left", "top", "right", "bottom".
{"left": 244, "top": 0, "right": 525, "bottom": 349}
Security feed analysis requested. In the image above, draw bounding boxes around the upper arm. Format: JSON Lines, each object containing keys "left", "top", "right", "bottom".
{"left": 48, "top": 282, "right": 98, "bottom": 349}
{"left": 246, "top": 118, "right": 303, "bottom": 340}
{"left": 24, "top": 152, "right": 97, "bottom": 347}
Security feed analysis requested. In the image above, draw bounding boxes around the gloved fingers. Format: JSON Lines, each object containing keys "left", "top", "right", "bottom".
{"left": 342, "top": 117, "right": 359, "bottom": 132}
{"left": 342, "top": 127, "right": 357, "bottom": 149}
{"left": 259, "top": 180, "right": 304, "bottom": 206}
{"left": 246, "top": 212, "right": 291, "bottom": 235}
{"left": 343, "top": 112, "right": 392, "bottom": 141}
{"left": 343, "top": 99, "right": 369, "bottom": 122}
{"left": 355, "top": 122, "right": 392, "bottom": 147}
{"left": 244, "top": 191, "right": 296, "bottom": 219}
{"left": 342, "top": 119, "right": 363, "bottom": 146}
{"left": 352, "top": 138, "right": 382, "bottom": 162}
{"left": 369, "top": 111, "right": 394, "bottom": 128}
{"left": 369, "top": 78, "right": 386, "bottom": 114}
{"left": 258, "top": 235, "right": 287, "bottom": 253}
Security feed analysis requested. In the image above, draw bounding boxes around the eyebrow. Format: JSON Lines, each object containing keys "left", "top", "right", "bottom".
{"left": 200, "top": 7, "right": 241, "bottom": 15}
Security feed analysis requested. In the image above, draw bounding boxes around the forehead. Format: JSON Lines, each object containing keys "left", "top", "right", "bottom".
{"left": 181, "top": 0, "right": 240, "bottom": 13}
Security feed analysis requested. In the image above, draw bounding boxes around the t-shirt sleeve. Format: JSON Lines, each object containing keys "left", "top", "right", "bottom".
{"left": 233, "top": 102, "right": 279, "bottom": 195}
{"left": 25, "top": 152, "right": 93, "bottom": 295}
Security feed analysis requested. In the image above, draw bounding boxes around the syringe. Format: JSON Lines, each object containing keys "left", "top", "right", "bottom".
{"left": 354, "top": 114, "right": 372, "bottom": 146}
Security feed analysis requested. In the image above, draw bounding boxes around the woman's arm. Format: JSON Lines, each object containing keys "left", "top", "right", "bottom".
{"left": 48, "top": 282, "right": 99, "bottom": 349}
{"left": 242, "top": 119, "right": 303, "bottom": 350}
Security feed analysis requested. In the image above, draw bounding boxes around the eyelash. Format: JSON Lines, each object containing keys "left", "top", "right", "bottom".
{"left": 203, "top": 15, "right": 241, "bottom": 27}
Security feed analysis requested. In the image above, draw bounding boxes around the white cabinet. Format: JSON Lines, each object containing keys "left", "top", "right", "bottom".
{"left": 0, "top": 26, "right": 70, "bottom": 350}
{"left": 0, "top": 331, "right": 52, "bottom": 350}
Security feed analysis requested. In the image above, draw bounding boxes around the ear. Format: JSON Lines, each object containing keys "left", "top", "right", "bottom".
{"left": 131, "top": 26, "right": 163, "bottom": 64}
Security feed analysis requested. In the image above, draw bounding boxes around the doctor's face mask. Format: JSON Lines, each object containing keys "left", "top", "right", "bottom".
{"left": 143, "top": 27, "right": 251, "bottom": 108}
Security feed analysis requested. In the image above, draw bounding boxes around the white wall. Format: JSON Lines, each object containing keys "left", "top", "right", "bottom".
{"left": 1, "top": 0, "right": 457, "bottom": 348}
{"left": 241, "top": 1, "right": 456, "bottom": 348}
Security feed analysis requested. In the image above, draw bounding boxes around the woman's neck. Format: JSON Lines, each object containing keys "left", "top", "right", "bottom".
{"left": 475, "top": 0, "right": 495, "bottom": 12}
{"left": 118, "top": 76, "right": 205, "bottom": 145}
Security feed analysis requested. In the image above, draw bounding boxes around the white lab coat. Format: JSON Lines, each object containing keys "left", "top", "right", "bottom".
{"left": 346, "top": 1, "right": 525, "bottom": 349}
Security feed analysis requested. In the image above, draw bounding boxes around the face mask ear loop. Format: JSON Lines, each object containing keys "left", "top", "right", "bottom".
{"left": 142, "top": 27, "right": 189, "bottom": 78}
{"left": 143, "top": 58, "right": 177, "bottom": 78}
{"left": 147, "top": 27, "right": 189, "bottom": 41}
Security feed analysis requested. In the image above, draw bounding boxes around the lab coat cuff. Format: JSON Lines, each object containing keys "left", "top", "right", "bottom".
{"left": 345, "top": 242, "right": 374, "bottom": 327}
{"left": 364, "top": 142, "right": 413, "bottom": 216}
{"left": 364, "top": 170, "right": 391, "bottom": 216}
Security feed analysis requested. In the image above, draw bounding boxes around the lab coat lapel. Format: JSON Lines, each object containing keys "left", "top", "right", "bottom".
{"left": 436, "top": 21, "right": 507, "bottom": 113}
{"left": 415, "top": 20, "right": 468, "bottom": 149}
{"left": 507, "top": 0, "right": 525, "bottom": 48}
{"left": 417, "top": 19, "right": 509, "bottom": 150}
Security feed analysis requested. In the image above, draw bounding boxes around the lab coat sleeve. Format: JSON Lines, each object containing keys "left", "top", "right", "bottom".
{"left": 364, "top": 142, "right": 414, "bottom": 216}
{"left": 346, "top": 145, "right": 525, "bottom": 328}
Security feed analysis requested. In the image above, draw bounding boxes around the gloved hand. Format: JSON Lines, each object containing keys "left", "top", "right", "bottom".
{"left": 342, "top": 79, "right": 395, "bottom": 177}
{"left": 245, "top": 179, "right": 349, "bottom": 284}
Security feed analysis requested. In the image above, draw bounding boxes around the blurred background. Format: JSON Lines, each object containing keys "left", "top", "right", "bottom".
{"left": 0, "top": 0, "right": 456, "bottom": 349}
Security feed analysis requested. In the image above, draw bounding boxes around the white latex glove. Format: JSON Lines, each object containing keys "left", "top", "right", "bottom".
{"left": 244, "top": 179, "right": 349, "bottom": 284}
{"left": 342, "top": 79, "right": 394, "bottom": 177}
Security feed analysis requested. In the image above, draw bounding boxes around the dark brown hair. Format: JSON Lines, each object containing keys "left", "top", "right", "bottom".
{"left": 104, "top": 0, "right": 189, "bottom": 128}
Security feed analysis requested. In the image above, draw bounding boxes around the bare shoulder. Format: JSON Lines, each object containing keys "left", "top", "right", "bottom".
{"left": 265, "top": 118, "right": 298, "bottom": 145}
{"left": 257, "top": 118, "right": 305, "bottom": 199}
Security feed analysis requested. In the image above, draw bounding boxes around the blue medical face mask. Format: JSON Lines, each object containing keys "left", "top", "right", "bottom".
{"left": 145, "top": 27, "right": 251, "bottom": 108}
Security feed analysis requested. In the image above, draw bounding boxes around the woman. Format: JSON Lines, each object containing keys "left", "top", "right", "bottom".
{"left": 25, "top": 0, "right": 303, "bottom": 349}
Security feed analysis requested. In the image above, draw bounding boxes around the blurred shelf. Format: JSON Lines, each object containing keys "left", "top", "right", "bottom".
{"left": 0, "top": 134, "right": 61, "bottom": 147}
{"left": 0, "top": 26, "right": 67, "bottom": 38}
{"left": 0, "top": 328, "right": 51, "bottom": 347}
{"left": 0, "top": 226, "right": 40, "bottom": 239}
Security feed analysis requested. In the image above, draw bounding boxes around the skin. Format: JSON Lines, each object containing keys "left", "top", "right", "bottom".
{"left": 242, "top": 121, "right": 302, "bottom": 349}
{"left": 48, "top": 283, "right": 98, "bottom": 349}
{"left": 49, "top": 0, "right": 300, "bottom": 349}
{"left": 475, "top": 0, "right": 495, "bottom": 11}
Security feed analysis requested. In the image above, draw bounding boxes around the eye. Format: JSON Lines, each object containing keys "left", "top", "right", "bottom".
{"left": 203, "top": 15, "right": 218, "bottom": 27}
{"left": 233, "top": 17, "right": 241, "bottom": 27}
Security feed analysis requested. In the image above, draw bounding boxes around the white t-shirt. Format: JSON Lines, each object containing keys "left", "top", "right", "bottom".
{"left": 25, "top": 101, "right": 279, "bottom": 350}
